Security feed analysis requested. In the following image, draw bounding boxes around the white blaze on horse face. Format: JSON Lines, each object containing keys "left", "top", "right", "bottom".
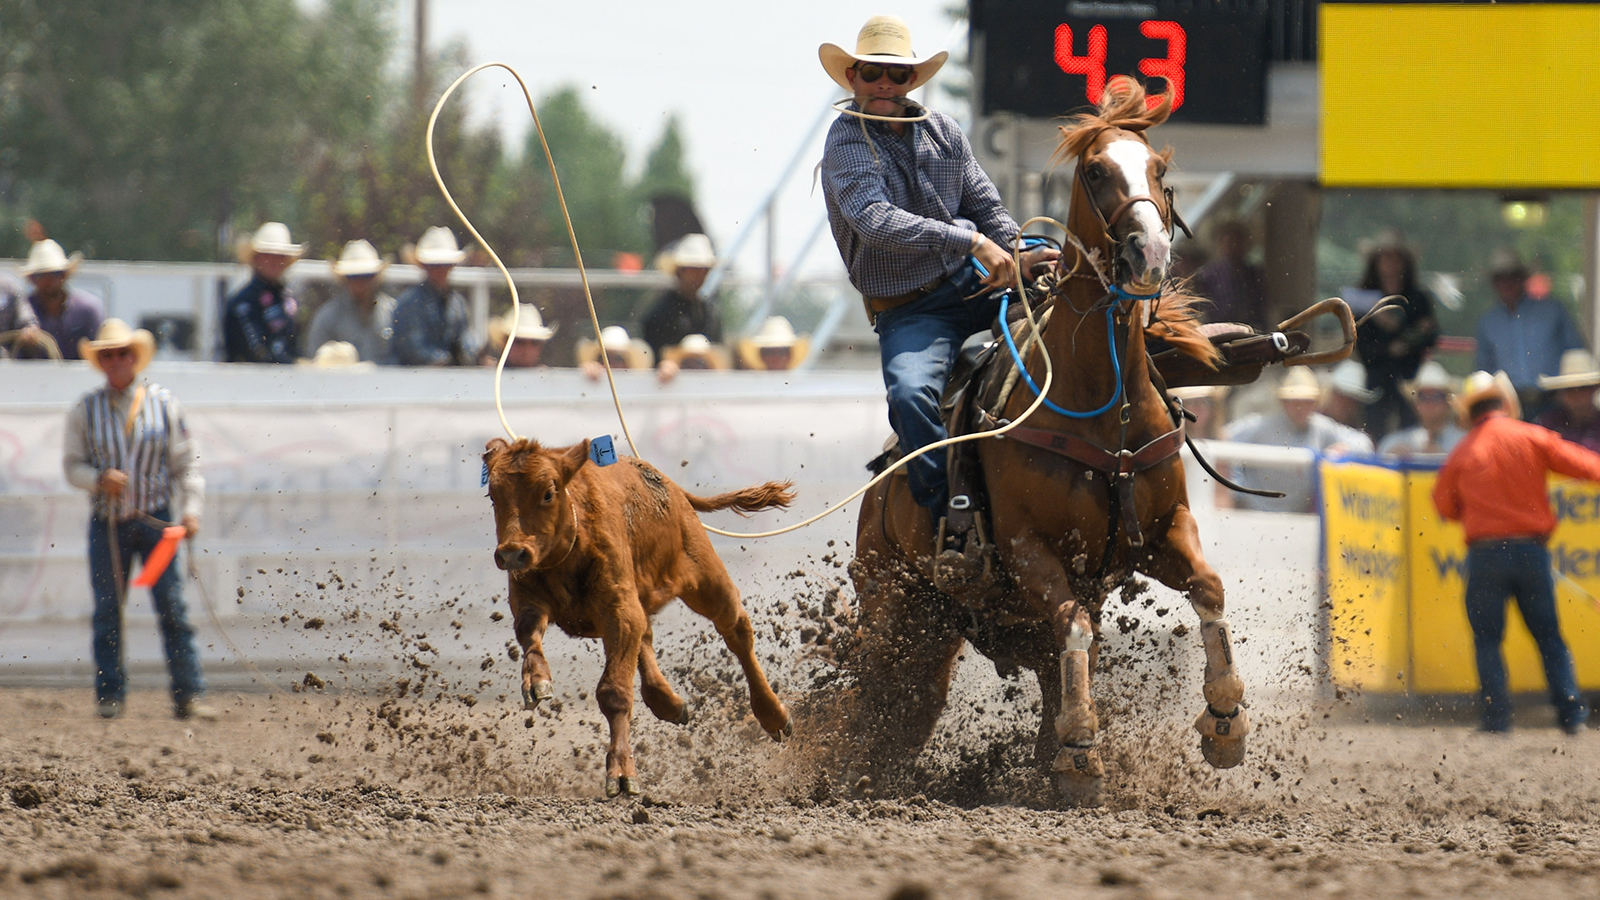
{"left": 1104, "top": 139, "right": 1171, "bottom": 282}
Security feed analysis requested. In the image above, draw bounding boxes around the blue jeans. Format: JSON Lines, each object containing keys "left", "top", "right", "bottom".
{"left": 1463, "top": 539, "right": 1588, "bottom": 731}
{"left": 874, "top": 266, "right": 1003, "bottom": 514}
{"left": 89, "top": 509, "right": 204, "bottom": 707}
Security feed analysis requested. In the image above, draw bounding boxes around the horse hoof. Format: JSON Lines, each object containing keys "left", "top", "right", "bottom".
{"left": 1201, "top": 735, "right": 1247, "bottom": 769}
{"left": 1051, "top": 745, "right": 1105, "bottom": 807}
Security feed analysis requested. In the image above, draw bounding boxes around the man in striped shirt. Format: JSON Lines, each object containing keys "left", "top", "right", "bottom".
{"left": 819, "top": 15, "right": 1054, "bottom": 570}
{"left": 63, "top": 319, "right": 210, "bottom": 720}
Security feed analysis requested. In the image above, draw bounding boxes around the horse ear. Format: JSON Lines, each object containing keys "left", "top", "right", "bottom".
{"left": 556, "top": 439, "right": 590, "bottom": 484}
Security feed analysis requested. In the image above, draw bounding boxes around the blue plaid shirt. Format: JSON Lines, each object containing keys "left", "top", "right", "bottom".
{"left": 821, "top": 102, "right": 1018, "bottom": 298}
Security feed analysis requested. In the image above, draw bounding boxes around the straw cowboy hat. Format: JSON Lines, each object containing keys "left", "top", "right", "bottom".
{"left": 296, "top": 340, "right": 373, "bottom": 370}
{"left": 661, "top": 333, "right": 731, "bottom": 370}
{"left": 1456, "top": 370, "right": 1520, "bottom": 420}
{"left": 488, "top": 304, "right": 556, "bottom": 347}
{"left": 406, "top": 226, "right": 468, "bottom": 266}
{"left": 671, "top": 234, "right": 717, "bottom": 270}
{"left": 80, "top": 319, "right": 156, "bottom": 374}
{"left": 819, "top": 15, "right": 948, "bottom": 93}
{"left": 1275, "top": 366, "right": 1321, "bottom": 401}
{"left": 1356, "top": 226, "right": 1415, "bottom": 260}
{"left": 1327, "top": 359, "right": 1378, "bottom": 403}
{"left": 737, "top": 316, "right": 810, "bottom": 370}
{"left": 332, "top": 239, "right": 388, "bottom": 278}
{"left": 1538, "top": 349, "right": 1600, "bottom": 391}
{"left": 19, "top": 239, "right": 83, "bottom": 277}
{"left": 577, "top": 325, "right": 654, "bottom": 369}
{"left": 1488, "top": 247, "right": 1528, "bottom": 278}
{"left": 1403, "top": 360, "right": 1457, "bottom": 398}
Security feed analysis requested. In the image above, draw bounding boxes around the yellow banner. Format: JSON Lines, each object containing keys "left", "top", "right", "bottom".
{"left": 1321, "top": 4, "right": 1600, "bottom": 187}
{"left": 1322, "top": 461, "right": 1409, "bottom": 693}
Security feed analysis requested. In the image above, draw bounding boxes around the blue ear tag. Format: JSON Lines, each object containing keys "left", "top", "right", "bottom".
{"left": 589, "top": 434, "right": 617, "bottom": 467}
{"left": 480, "top": 459, "right": 489, "bottom": 487}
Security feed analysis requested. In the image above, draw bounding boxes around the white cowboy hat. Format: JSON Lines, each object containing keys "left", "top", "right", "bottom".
{"left": 80, "top": 318, "right": 156, "bottom": 374}
{"left": 819, "top": 15, "right": 948, "bottom": 94}
{"left": 577, "top": 325, "right": 654, "bottom": 369}
{"left": 661, "top": 333, "right": 731, "bottom": 370}
{"left": 1456, "top": 370, "right": 1520, "bottom": 420}
{"left": 1356, "top": 227, "right": 1415, "bottom": 259}
{"left": 332, "top": 239, "right": 388, "bottom": 278}
{"left": 249, "top": 222, "right": 303, "bottom": 256}
{"left": 490, "top": 304, "right": 555, "bottom": 344}
{"left": 413, "top": 226, "right": 468, "bottom": 266}
{"left": 671, "top": 234, "right": 717, "bottom": 269}
{"left": 1328, "top": 359, "right": 1378, "bottom": 403}
{"left": 19, "top": 239, "right": 83, "bottom": 277}
{"left": 737, "top": 316, "right": 811, "bottom": 370}
{"left": 1538, "top": 349, "right": 1600, "bottom": 390}
{"left": 1488, "top": 247, "right": 1527, "bottom": 278}
{"left": 296, "top": 340, "right": 373, "bottom": 370}
{"left": 1404, "top": 360, "right": 1457, "bottom": 397}
{"left": 1275, "top": 366, "right": 1321, "bottom": 401}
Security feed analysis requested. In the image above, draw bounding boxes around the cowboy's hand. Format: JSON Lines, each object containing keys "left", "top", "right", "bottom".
{"left": 98, "top": 469, "right": 127, "bottom": 499}
{"left": 1019, "top": 246, "right": 1062, "bottom": 280}
{"left": 580, "top": 360, "right": 604, "bottom": 382}
{"left": 657, "top": 359, "right": 680, "bottom": 385}
{"left": 17, "top": 325, "right": 44, "bottom": 345}
{"left": 973, "top": 236, "right": 1016, "bottom": 290}
{"left": 181, "top": 515, "right": 200, "bottom": 538}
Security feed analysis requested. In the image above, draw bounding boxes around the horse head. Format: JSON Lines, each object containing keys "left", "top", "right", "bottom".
{"left": 1056, "top": 77, "right": 1179, "bottom": 293}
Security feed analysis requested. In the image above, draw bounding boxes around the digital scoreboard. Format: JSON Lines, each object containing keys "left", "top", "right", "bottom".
{"left": 973, "top": 0, "right": 1270, "bottom": 125}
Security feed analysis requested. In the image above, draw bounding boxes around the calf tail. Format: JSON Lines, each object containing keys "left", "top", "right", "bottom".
{"left": 687, "top": 481, "right": 796, "bottom": 517}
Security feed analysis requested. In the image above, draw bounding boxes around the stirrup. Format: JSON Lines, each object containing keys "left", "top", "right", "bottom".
{"left": 932, "top": 513, "right": 994, "bottom": 593}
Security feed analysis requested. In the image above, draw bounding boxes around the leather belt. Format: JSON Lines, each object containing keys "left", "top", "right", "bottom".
{"left": 863, "top": 275, "right": 947, "bottom": 323}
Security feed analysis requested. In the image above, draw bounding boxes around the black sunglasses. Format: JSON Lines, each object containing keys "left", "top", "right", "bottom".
{"left": 853, "top": 63, "right": 914, "bottom": 85}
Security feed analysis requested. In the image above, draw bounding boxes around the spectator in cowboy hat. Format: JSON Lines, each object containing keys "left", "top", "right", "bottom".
{"left": 1377, "top": 361, "right": 1465, "bottom": 457}
{"left": 659, "top": 334, "right": 730, "bottom": 376}
{"left": 1474, "top": 247, "right": 1584, "bottom": 417}
{"left": 1534, "top": 349, "right": 1600, "bottom": 453}
{"left": 579, "top": 325, "right": 654, "bottom": 381}
{"left": 737, "top": 316, "right": 811, "bottom": 371}
{"left": 14, "top": 238, "right": 103, "bottom": 360}
{"left": 1318, "top": 358, "right": 1378, "bottom": 433}
{"left": 63, "top": 319, "right": 214, "bottom": 721}
{"left": 306, "top": 239, "right": 394, "bottom": 363}
{"left": 1222, "top": 367, "right": 1374, "bottom": 513}
{"left": 1434, "top": 370, "right": 1596, "bottom": 735}
{"left": 482, "top": 304, "right": 555, "bottom": 369}
{"left": 1354, "top": 228, "right": 1439, "bottom": 440}
{"left": 641, "top": 233, "right": 725, "bottom": 378}
{"left": 392, "top": 226, "right": 478, "bottom": 366}
{"left": 223, "top": 222, "right": 302, "bottom": 363}
{"left": 296, "top": 340, "right": 373, "bottom": 371}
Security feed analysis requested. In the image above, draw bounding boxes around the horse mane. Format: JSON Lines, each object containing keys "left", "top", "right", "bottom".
{"left": 1053, "top": 76, "right": 1175, "bottom": 166}
{"left": 1147, "top": 284, "right": 1220, "bottom": 367}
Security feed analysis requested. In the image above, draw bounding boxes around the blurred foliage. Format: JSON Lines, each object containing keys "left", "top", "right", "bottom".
{"left": 0, "top": 0, "right": 697, "bottom": 267}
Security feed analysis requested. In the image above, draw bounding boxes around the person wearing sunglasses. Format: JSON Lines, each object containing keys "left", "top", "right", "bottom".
{"left": 63, "top": 319, "right": 213, "bottom": 721}
{"left": 819, "top": 15, "right": 1057, "bottom": 588}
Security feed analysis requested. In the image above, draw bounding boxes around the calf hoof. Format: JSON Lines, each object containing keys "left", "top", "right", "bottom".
{"left": 766, "top": 716, "right": 794, "bottom": 743}
{"left": 605, "top": 775, "right": 642, "bottom": 799}
{"left": 1052, "top": 745, "right": 1105, "bottom": 807}
{"left": 522, "top": 681, "right": 554, "bottom": 710}
{"left": 676, "top": 706, "right": 691, "bottom": 727}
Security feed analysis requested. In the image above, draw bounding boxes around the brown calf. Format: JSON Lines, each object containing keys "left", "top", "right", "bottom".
{"left": 484, "top": 437, "right": 795, "bottom": 797}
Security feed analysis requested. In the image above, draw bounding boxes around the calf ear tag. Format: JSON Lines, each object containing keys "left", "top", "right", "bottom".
{"left": 481, "top": 460, "right": 489, "bottom": 487}
{"left": 589, "top": 434, "right": 617, "bottom": 467}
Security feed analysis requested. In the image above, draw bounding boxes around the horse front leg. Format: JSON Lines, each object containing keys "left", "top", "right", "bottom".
{"left": 1141, "top": 505, "right": 1249, "bottom": 768}
{"left": 1008, "top": 532, "right": 1104, "bottom": 806}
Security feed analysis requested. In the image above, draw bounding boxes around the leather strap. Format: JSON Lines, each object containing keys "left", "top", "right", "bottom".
{"left": 997, "top": 418, "right": 1185, "bottom": 477}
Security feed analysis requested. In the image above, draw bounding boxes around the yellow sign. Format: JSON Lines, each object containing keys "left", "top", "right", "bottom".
{"left": 1321, "top": 4, "right": 1600, "bottom": 187}
{"left": 1324, "top": 462, "right": 1600, "bottom": 695}
{"left": 1322, "top": 462, "right": 1409, "bottom": 693}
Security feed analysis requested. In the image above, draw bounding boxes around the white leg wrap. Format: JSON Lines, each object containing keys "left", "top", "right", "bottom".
{"left": 1199, "top": 619, "right": 1245, "bottom": 713}
{"left": 1055, "top": 623, "right": 1097, "bottom": 747}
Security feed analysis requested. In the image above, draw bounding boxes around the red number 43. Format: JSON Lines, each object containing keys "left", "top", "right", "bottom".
{"left": 1053, "top": 20, "right": 1186, "bottom": 112}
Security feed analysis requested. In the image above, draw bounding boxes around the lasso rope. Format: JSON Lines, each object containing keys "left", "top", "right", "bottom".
{"left": 425, "top": 64, "right": 1063, "bottom": 539}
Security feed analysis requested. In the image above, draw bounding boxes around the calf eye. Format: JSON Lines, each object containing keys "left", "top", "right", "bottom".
{"left": 542, "top": 488, "right": 555, "bottom": 503}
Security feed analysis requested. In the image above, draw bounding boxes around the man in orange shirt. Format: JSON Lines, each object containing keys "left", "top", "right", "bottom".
{"left": 1434, "top": 371, "right": 1597, "bottom": 734}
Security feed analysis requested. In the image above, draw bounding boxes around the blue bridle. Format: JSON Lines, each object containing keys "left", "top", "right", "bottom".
{"left": 999, "top": 284, "right": 1156, "bottom": 419}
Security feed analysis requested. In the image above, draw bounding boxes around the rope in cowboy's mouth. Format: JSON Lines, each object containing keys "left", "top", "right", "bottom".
{"left": 426, "top": 64, "right": 1068, "bottom": 540}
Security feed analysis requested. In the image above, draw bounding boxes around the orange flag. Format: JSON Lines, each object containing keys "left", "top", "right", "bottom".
{"left": 131, "top": 526, "right": 188, "bottom": 588}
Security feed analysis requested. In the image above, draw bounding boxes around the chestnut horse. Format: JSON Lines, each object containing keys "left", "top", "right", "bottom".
{"left": 846, "top": 80, "right": 1247, "bottom": 805}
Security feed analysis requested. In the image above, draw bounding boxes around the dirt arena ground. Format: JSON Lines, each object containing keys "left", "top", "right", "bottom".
{"left": 2, "top": 675, "right": 1598, "bottom": 900}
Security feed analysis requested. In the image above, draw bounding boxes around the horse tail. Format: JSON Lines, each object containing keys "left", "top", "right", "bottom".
{"left": 687, "top": 481, "right": 796, "bottom": 516}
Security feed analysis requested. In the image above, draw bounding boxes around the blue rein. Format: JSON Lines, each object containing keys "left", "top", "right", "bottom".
{"left": 998, "top": 286, "right": 1151, "bottom": 419}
